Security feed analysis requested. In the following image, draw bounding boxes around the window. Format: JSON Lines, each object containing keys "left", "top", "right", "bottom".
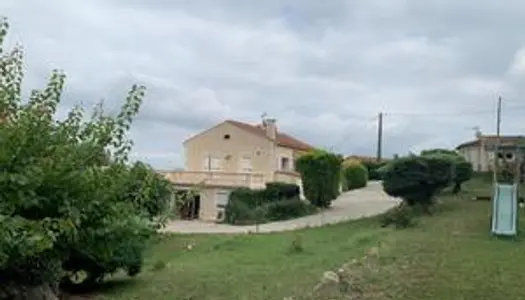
{"left": 280, "top": 157, "right": 291, "bottom": 171}
{"left": 203, "top": 156, "right": 222, "bottom": 171}
{"left": 216, "top": 191, "right": 230, "bottom": 208}
{"left": 239, "top": 155, "right": 252, "bottom": 172}
{"left": 223, "top": 134, "right": 231, "bottom": 140}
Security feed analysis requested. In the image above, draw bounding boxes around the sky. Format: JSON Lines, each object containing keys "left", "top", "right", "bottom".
{"left": 2, "top": 0, "right": 525, "bottom": 169}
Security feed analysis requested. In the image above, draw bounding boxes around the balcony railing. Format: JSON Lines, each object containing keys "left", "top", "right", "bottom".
{"left": 161, "top": 171, "right": 266, "bottom": 189}
{"left": 274, "top": 170, "right": 301, "bottom": 184}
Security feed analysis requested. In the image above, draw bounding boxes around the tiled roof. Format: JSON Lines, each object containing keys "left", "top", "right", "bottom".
{"left": 456, "top": 135, "right": 525, "bottom": 149}
{"left": 226, "top": 120, "right": 314, "bottom": 151}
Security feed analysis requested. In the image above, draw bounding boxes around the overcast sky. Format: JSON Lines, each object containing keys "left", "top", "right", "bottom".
{"left": 2, "top": 0, "right": 525, "bottom": 169}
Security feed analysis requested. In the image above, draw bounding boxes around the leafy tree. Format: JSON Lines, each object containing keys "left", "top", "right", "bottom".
{"left": 0, "top": 18, "right": 171, "bottom": 299}
{"left": 295, "top": 149, "right": 343, "bottom": 208}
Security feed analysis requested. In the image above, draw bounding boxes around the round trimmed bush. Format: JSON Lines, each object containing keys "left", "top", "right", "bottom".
{"left": 382, "top": 155, "right": 454, "bottom": 210}
{"left": 343, "top": 163, "right": 368, "bottom": 190}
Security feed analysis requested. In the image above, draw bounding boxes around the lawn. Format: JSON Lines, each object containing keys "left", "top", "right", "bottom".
{"left": 92, "top": 177, "right": 525, "bottom": 300}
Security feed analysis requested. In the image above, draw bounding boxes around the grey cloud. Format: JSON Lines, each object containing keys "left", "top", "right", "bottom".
{"left": 2, "top": 0, "right": 525, "bottom": 168}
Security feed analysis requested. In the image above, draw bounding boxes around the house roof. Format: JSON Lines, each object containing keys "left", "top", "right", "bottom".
{"left": 456, "top": 135, "right": 525, "bottom": 150}
{"left": 184, "top": 119, "right": 315, "bottom": 151}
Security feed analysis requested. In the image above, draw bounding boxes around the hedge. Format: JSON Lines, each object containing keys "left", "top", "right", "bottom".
{"left": 343, "top": 163, "right": 368, "bottom": 190}
{"left": 265, "top": 182, "right": 300, "bottom": 201}
{"left": 296, "top": 149, "right": 343, "bottom": 208}
{"left": 264, "top": 198, "right": 317, "bottom": 221}
{"left": 362, "top": 161, "right": 387, "bottom": 180}
{"left": 224, "top": 183, "right": 311, "bottom": 225}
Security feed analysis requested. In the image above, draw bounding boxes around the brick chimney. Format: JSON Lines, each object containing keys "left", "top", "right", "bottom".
{"left": 262, "top": 118, "right": 277, "bottom": 140}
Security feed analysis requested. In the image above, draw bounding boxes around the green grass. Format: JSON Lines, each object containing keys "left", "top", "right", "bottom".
{"left": 93, "top": 178, "right": 525, "bottom": 300}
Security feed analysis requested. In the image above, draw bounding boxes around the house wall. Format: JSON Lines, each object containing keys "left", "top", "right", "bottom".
{"left": 459, "top": 145, "right": 493, "bottom": 172}
{"left": 198, "top": 187, "right": 233, "bottom": 222}
{"left": 275, "top": 146, "right": 295, "bottom": 171}
{"left": 184, "top": 122, "right": 276, "bottom": 180}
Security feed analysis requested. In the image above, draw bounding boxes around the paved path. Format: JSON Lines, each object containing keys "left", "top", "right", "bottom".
{"left": 162, "top": 181, "right": 400, "bottom": 234}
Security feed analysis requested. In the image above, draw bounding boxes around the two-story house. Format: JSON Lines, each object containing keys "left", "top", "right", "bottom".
{"left": 162, "top": 118, "right": 314, "bottom": 221}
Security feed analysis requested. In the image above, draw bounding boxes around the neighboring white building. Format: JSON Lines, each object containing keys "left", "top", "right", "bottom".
{"left": 456, "top": 133, "right": 525, "bottom": 172}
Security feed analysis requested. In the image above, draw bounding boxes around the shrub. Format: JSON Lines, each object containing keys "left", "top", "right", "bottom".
{"left": 343, "top": 163, "right": 368, "bottom": 191}
{"left": 288, "top": 234, "right": 305, "bottom": 254}
{"left": 264, "top": 198, "right": 316, "bottom": 221}
{"left": 452, "top": 157, "right": 473, "bottom": 193}
{"left": 420, "top": 149, "right": 473, "bottom": 194}
{"left": 380, "top": 204, "right": 417, "bottom": 229}
{"left": 382, "top": 155, "right": 454, "bottom": 211}
{"left": 224, "top": 197, "right": 255, "bottom": 225}
{"left": 296, "top": 150, "right": 343, "bottom": 208}
{"left": 265, "top": 182, "right": 300, "bottom": 201}
{"left": 362, "top": 161, "right": 387, "bottom": 180}
{"left": 225, "top": 186, "right": 311, "bottom": 224}
{"left": 0, "top": 19, "right": 170, "bottom": 298}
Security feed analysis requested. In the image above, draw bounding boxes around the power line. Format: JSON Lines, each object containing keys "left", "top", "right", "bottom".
{"left": 384, "top": 105, "right": 525, "bottom": 117}
{"left": 329, "top": 102, "right": 525, "bottom": 153}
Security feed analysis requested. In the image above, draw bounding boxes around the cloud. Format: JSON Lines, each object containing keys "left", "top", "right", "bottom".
{"left": 2, "top": 0, "right": 525, "bottom": 168}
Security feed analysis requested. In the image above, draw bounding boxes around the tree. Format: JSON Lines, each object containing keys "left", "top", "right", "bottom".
{"left": 0, "top": 18, "right": 171, "bottom": 299}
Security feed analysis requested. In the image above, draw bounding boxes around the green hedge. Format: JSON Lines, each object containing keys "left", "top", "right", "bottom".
{"left": 224, "top": 183, "right": 311, "bottom": 225}
{"left": 296, "top": 150, "right": 343, "bottom": 208}
{"left": 343, "top": 163, "right": 368, "bottom": 190}
{"left": 264, "top": 198, "right": 317, "bottom": 221}
{"left": 265, "top": 182, "right": 300, "bottom": 201}
{"left": 362, "top": 161, "right": 387, "bottom": 180}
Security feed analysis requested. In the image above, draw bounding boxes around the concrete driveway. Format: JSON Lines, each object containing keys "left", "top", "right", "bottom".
{"left": 162, "top": 181, "right": 400, "bottom": 234}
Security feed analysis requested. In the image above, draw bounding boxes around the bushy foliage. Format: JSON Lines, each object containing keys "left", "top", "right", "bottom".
{"left": 224, "top": 183, "right": 312, "bottom": 224}
{"left": 264, "top": 198, "right": 316, "bottom": 221}
{"left": 420, "top": 148, "right": 473, "bottom": 194}
{"left": 224, "top": 188, "right": 262, "bottom": 225}
{"left": 0, "top": 19, "right": 171, "bottom": 296}
{"left": 265, "top": 182, "right": 300, "bottom": 200}
{"left": 380, "top": 203, "right": 417, "bottom": 229}
{"left": 362, "top": 161, "right": 387, "bottom": 180}
{"left": 382, "top": 155, "right": 454, "bottom": 210}
{"left": 295, "top": 150, "right": 343, "bottom": 208}
{"left": 342, "top": 163, "right": 368, "bottom": 191}
{"left": 420, "top": 148, "right": 458, "bottom": 157}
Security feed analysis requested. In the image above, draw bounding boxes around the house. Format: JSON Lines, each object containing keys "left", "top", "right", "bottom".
{"left": 161, "top": 117, "right": 314, "bottom": 221}
{"left": 455, "top": 132, "right": 525, "bottom": 172}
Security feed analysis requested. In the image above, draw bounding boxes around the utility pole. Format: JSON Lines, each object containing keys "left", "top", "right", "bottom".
{"left": 494, "top": 96, "right": 502, "bottom": 183}
{"left": 496, "top": 96, "right": 502, "bottom": 137}
{"left": 376, "top": 112, "right": 383, "bottom": 162}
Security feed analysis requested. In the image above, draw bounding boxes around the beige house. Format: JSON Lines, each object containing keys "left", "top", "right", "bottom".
{"left": 456, "top": 133, "right": 525, "bottom": 172}
{"left": 162, "top": 118, "right": 314, "bottom": 222}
